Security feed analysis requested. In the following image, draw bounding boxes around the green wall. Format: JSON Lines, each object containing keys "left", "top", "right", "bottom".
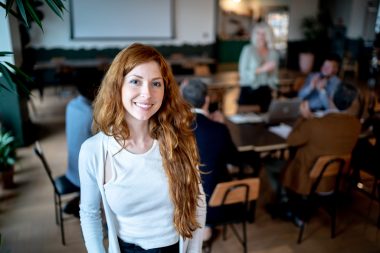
{"left": 217, "top": 40, "right": 249, "bottom": 63}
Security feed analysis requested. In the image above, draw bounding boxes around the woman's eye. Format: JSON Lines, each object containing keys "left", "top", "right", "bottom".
{"left": 152, "top": 81, "right": 162, "bottom": 87}
{"left": 129, "top": 79, "right": 139, "bottom": 85}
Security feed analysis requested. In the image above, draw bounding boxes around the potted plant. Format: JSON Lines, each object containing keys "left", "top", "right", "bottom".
{"left": 0, "top": 128, "right": 17, "bottom": 189}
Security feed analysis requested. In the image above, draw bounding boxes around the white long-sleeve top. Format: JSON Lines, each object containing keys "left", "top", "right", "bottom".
{"left": 79, "top": 132, "right": 206, "bottom": 253}
{"left": 104, "top": 139, "right": 178, "bottom": 249}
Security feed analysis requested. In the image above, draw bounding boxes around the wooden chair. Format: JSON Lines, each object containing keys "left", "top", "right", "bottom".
{"left": 296, "top": 154, "right": 351, "bottom": 244}
{"left": 207, "top": 178, "right": 260, "bottom": 253}
{"left": 33, "top": 141, "right": 80, "bottom": 245}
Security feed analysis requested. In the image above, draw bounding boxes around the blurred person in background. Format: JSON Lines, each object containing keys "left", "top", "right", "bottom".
{"left": 238, "top": 21, "right": 279, "bottom": 112}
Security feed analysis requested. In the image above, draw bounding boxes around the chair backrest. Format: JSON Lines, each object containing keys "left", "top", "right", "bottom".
{"left": 209, "top": 178, "right": 260, "bottom": 207}
{"left": 309, "top": 154, "right": 351, "bottom": 194}
{"left": 33, "top": 141, "right": 58, "bottom": 193}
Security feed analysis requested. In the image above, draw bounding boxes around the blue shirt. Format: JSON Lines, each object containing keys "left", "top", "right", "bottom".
{"left": 298, "top": 73, "right": 341, "bottom": 111}
{"left": 65, "top": 95, "right": 93, "bottom": 187}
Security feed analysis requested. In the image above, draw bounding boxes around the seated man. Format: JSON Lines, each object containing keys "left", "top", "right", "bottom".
{"left": 181, "top": 79, "right": 242, "bottom": 241}
{"left": 283, "top": 82, "right": 361, "bottom": 196}
{"left": 63, "top": 79, "right": 99, "bottom": 217}
{"left": 298, "top": 54, "right": 342, "bottom": 112}
{"left": 266, "top": 82, "right": 361, "bottom": 219}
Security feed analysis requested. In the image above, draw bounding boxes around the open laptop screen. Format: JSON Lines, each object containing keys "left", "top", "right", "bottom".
{"left": 263, "top": 98, "right": 302, "bottom": 124}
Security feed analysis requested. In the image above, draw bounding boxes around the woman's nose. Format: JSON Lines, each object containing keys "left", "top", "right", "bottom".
{"left": 139, "top": 83, "right": 151, "bottom": 98}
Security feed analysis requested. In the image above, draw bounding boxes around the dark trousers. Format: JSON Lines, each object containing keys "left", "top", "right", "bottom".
{"left": 118, "top": 238, "right": 179, "bottom": 253}
{"left": 238, "top": 86, "right": 273, "bottom": 112}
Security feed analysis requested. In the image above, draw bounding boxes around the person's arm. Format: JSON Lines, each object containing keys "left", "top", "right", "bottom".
{"left": 238, "top": 45, "right": 258, "bottom": 85}
{"left": 79, "top": 140, "right": 106, "bottom": 253}
{"left": 186, "top": 183, "right": 206, "bottom": 253}
{"left": 320, "top": 77, "right": 341, "bottom": 110}
{"left": 317, "top": 86, "right": 330, "bottom": 110}
{"left": 298, "top": 73, "right": 318, "bottom": 99}
{"left": 255, "top": 49, "right": 279, "bottom": 74}
{"left": 255, "top": 61, "right": 276, "bottom": 74}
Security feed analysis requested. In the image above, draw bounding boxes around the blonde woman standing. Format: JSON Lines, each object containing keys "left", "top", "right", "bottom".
{"left": 238, "top": 22, "right": 279, "bottom": 112}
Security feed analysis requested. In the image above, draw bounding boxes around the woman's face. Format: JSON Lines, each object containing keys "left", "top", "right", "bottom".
{"left": 254, "top": 28, "right": 267, "bottom": 48}
{"left": 122, "top": 61, "right": 165, "bottom": 123}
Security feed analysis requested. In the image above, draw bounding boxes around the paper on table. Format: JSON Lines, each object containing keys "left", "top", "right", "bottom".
{"left": 228, "top": 113, "right": 264, "bottom": 124}
{"left": 268, "top": 123, "right": 292, "bottom": 139}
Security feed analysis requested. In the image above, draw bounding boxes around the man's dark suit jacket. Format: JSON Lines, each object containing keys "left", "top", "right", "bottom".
{"left": 193, "top": 113, "right": 240, "bottom": 223}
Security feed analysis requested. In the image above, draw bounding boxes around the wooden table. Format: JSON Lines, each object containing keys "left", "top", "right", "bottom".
{"left": 225, "top": 120, "right": 288, "bottom": 152}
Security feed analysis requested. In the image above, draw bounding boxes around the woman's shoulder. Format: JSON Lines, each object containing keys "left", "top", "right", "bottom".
{"left": 81, "top": 132, "right": 108, "bottom": 151}
{"left": 241, "top": 44, "right": 254, "bottom": 53}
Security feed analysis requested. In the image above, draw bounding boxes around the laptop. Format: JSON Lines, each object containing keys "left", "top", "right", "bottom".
{"left": 228, "top": 98, "right": 301, "bottom": 125}
{"left": 261, "top": 98, "right": 302, "bottom": 125}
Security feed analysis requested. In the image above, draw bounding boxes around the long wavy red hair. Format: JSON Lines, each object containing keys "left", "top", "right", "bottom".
{"left": 93, "top": 43, "right": 201, "bottom": 238}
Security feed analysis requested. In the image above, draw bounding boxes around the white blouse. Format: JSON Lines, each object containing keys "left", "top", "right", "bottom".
{"left": 104, "top": 138, "right": 178, "bottom": 250}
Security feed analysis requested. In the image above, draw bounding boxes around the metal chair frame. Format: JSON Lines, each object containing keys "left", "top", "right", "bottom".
{"left": 33, "top": 141, "right": 80, "bottom": 245}
{"left": 297, "top": 155, "right": 349, "bottom": 244}
{"left": 208, "top": 178, "right": 260, "bottom": 253}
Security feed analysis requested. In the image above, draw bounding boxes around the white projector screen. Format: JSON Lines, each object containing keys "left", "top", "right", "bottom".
{"left": 70, "top": 0, "right": 174, "bottom": 40}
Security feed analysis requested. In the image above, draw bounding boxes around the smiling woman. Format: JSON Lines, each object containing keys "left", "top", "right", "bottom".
{"left": 79, "top": 43, "right": 206, "bottom": 253}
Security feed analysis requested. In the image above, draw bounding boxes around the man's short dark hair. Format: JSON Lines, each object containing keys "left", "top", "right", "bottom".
{"left": 325, "top": 53, "right": 342, "bottom": 66}
{"left": 333, "top": 82, "right": 358, "bottom": 111}
{"left": 181, "top": 79, "right": 208, "bottom": 108}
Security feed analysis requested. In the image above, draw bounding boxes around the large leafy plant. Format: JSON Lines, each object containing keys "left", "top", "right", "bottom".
{"left": 0, "top": 0, "right": 65, "bottom": 94}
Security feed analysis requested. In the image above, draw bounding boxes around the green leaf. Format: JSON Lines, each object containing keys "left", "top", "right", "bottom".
{"left": 0, "top": 52, "right": 13, "bottom": 57}
{"left": 44, "top": 0, "right": 63, "bottom": 19}
{"left": 0, "top": 129, "right": 17, "bottom": 167}
{"left": 4, "top": 62, "right": 33, "bottom": 82}
{"left": 51, "top": 0, "right": 66, "bottom": 10}
{"left": 0, "top": 80, "right": 16, "bottom": 94}
{"left": 25, "top": 0, "right": 43, "bottom": 30}
{"left": 0, "top": 1, "right": 22, "bottom": 21}
{"left": 1, "top": 62, "right": 32, "bottom": 97}
{"left": 5, "top": 0, "right": 16, "bottom": 16}
{"left": 0, "top": 63, "right": 17, "bottom": 93}
{"left": 6, "top": 157, "right": 16, "bottom": 165}
{"left": 15, "top": 0, "right": 29, "bottom": 27}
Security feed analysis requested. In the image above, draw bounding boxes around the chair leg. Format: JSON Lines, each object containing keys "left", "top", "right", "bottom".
{"left": 248, "top": 201, "right": 257, "bottom": 223}
{"left": 222, "top": 224, "right": 227, "bottom": 240}
{"left": 377, "top": 181, "right": 380, "bottom": 229}
{"left": 58, "top": 196, "right": 66, "bottom": 245}
{"left": 365, "top": 180, "right": 378, "bottom": 229}
{"left": 54, "top": 194, "right": 59, "bottom": 225}
{"left": 331, "top": 205, "right": 336, "bottom": 239}
{"left": 243, "top": 220, "right": 247, "bottom": 253}
{"left": 296, "top": 197, "right": 307, "bottom": 244}
{"left": 297, "top": 223, "right": 305, "bottom": 244}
